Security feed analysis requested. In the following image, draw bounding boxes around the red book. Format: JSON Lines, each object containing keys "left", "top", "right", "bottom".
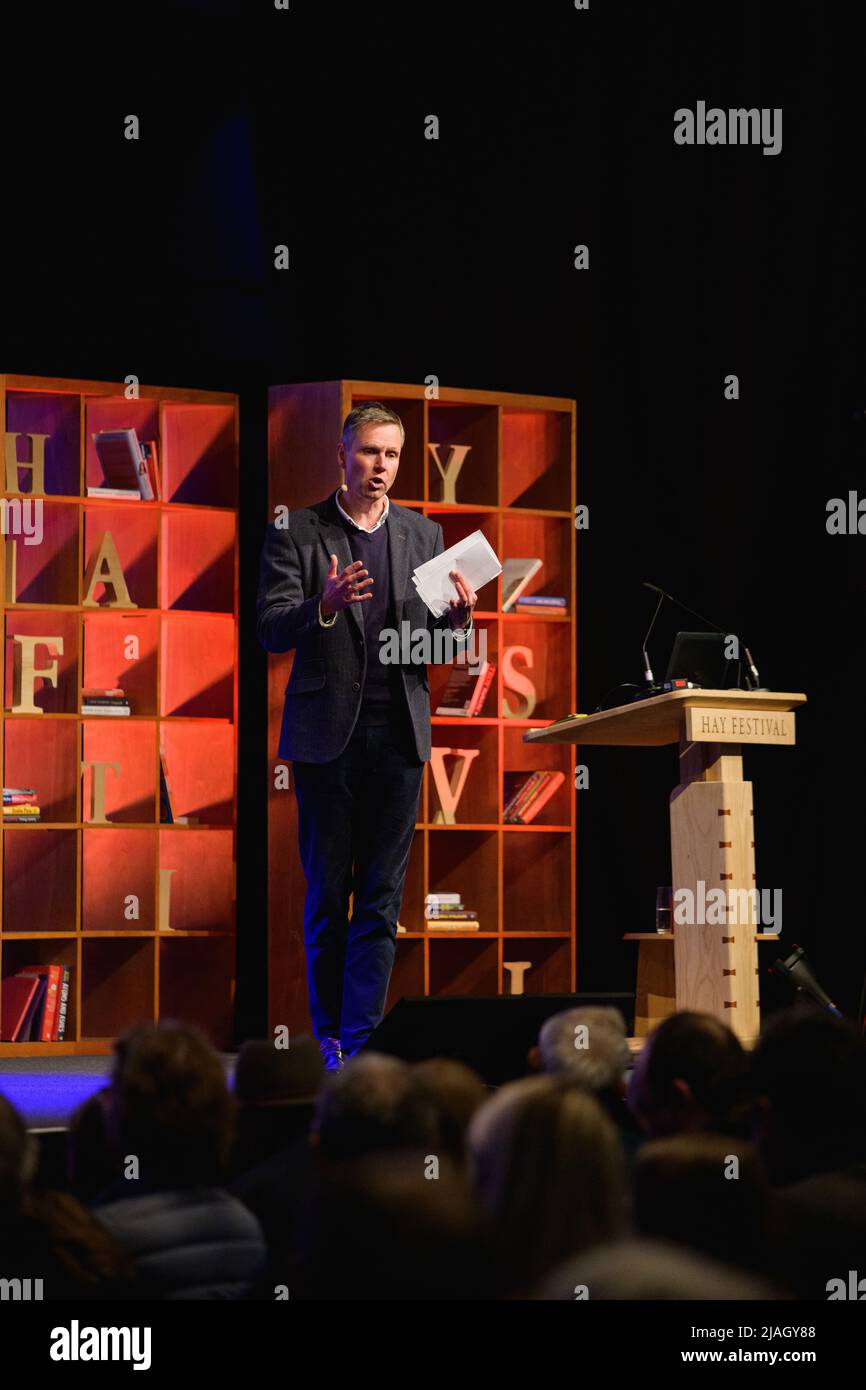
{"left": 22, "top": 963, "right": 62, "bottom": 1041}
{"left": 505, "top": 771, "right": 545, "bottom": 822}
{"left": 515, "top": 770, "right": 566, "bottom": 823}
{"left": 1, "top": 974, "right": 41, "bottom": 1042}
{"left": 466, "top": 661, "right": 496, "bottom": 717}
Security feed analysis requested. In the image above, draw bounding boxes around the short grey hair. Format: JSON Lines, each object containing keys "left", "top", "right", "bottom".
{"left": 538, "top": 1007, "right": 630, "bottom": 1090}
{"left": 341, "top": 401, "right": 405, "bottom": 452}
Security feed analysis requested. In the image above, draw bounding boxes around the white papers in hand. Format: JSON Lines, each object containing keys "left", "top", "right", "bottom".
{"left": 411, "top": 529, "right": 502, "bottom": 617}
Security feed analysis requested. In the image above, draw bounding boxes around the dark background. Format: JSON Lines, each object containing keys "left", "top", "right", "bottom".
{"left": 3, "top": 2, "right": 863, "bottom": 1037}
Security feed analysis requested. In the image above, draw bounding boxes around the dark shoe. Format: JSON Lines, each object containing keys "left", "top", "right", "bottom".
{"left": 319, "top": 1036, "right": 344, "bottom": 1071}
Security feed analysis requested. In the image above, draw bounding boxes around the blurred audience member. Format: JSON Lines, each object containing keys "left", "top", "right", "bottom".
{"left": 412, "top": 1057, "right": 488, "bottom": 1172}
{"left": 92, "top": 1022, "right": 265, "bottom": 1299}
{"left": 627, "top": 1012, "right": 750, "bottom": 1138}
{"left": 468, "top": 1075, "right": 625, "bottom": 1294}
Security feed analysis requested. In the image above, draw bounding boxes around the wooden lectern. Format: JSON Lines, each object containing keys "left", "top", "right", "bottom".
{"left": 525, "top": 689, "right": 807, "bottom": 1044}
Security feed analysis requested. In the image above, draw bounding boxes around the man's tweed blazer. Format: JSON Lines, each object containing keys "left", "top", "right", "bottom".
{"left": 256, "top": 493, "right": 473, "bottom": 763}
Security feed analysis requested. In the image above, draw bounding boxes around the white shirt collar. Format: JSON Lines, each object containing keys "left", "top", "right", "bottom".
{"left": 334, "top": 487, "right": 390, "bottom": 533}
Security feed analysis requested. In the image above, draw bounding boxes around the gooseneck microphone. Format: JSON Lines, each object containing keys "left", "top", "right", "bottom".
{"left": 641, "top": 587, "right": 664, "bottom": 689}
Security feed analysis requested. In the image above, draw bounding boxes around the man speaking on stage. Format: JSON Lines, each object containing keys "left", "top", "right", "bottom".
{"left": 256, "top": 402, "right": 477, "bottom": 1070}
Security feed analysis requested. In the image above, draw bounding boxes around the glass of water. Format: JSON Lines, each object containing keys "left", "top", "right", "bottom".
{"left": 655, "top": 886, "right": 672, "bottom": 934}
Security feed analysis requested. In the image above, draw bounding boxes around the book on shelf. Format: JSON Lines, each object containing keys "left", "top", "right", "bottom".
{"left": 92, "top": 428, "right": 156, "bottom": 500}
{"left": 424, "top": 892, "right": 462, "bottom": 905}
{"left": 86, "top": 486, "right": 141, "bottom": 499}
{"left": 504, "top": 770, "right": 566, "bottom": 823}
{"left": 1, "top": 973, "right": 42, "bottom": 1041}
{"left": 3, "top": 787, "right": 40, "bottom": 823}
{"left": 55, "top": 965, "right": 71, "bottom": 1040}
{"left": 501, "top": 558, "right": 543, "bottom": 611}
{"left": 82, "top": 687, "right": 130, "bottom": 716}
{"left": 19, "top": 963, "right": 62, "bottom": 1041}
{"left": 426, "top": 921, "right": 481, "bottom": 931}
{"left": 424, "top": 907, "right": 478, "bottom": 921}
{"left": 159, "top": 753, "right": 174, "bottom": 824}
{"left": 1, "top": 965, "right": 71, "bottom": 1041}
{"left": 514, "top": 599, "right": 567, "bottom": 617}
{"left": 139, "top": 439, "right": 161, "bottom": 500}
{"left": 503, "top": 770, "right": 544, "bottom": 820}
{"left": 435, "top": 660, "right": 496, "bottom": 717}
{"left": 513, "top": 594, "right": 566, "bottom": 607}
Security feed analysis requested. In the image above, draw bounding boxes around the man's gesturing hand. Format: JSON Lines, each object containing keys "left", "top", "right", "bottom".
{"left": 320, "top": 554, "right": 373, "bottom": 616}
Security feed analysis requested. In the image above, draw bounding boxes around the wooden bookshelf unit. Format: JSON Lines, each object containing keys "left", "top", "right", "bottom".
{"left": 0, "top": 374, "right": 238, "bottom": 1054}
{"left": 266, "top": 381, "right": 577, "bottom": 1036}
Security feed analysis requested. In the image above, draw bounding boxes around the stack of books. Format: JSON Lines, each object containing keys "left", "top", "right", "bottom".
{"left": 503, "top": 769, "right": 566, "bottom": 823}
{"left": 0, "top": 964, "right": 71, "bottom": 1042}
{"left": 88, "top": 429, "right": 161, "bottom": 500}
{"left": 3, "top": 786, "right": 40, "bottom": 824}
{"left": 513, "top": 595, "right": 567, "bottom": 615}
{"left": 82, "top": 687, "right": 130, "bottom": 716}
{"left": 424, "top": 892, "right": 480, "bottom": 930}
{"left": 435, "top": 660, "right": 496, "bottom": 717}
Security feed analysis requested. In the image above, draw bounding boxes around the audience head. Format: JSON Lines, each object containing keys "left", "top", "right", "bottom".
{"left": 632, "top": 1133, "right": 770, "bottom": 1273}
{"left": 751, "top": 1004, "right": 866, "bottom": 1183}
{"left": 468, "top": 1075, "right": 625, "bottom": 1291}
{"left": 412, "top": 1058, "right": 487, "bottom": 1169}
{"left": 0, "top": 1093, "right": 37, "bottom": 1226}
{"left": 312, "top": 1052, "right": 436, "bottom": 1162}
{"left": 536, "top": 1007, "right": 630, "bottom": 1091}
{"left": 537, "top": 1238, "right": 775, "bottom": 1300}
{"left": 106, "top": 1021, "right": 235, "bottom": 1188}
{"left": 234, "top": 1036, "right": 323, "bottom": 1107}
{"left": 627, "top": 1011, "right": 749, "bottom": 1138}
{"left": 300, "top": 1150, "right": 496, "bottom": 1299}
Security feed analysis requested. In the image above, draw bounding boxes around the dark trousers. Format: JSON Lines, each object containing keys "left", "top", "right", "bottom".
{"left": 292, "top": 715, "right": 424, "bottom": 1057}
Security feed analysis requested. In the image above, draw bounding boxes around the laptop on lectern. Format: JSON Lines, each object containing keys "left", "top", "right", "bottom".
{"left": 664, "top": 631, "right": 743, "bottom": 689}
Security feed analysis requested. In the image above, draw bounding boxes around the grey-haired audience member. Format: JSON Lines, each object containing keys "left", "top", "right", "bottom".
{"left": 536, "top": 1007, "right": 630, "bottom": 1090}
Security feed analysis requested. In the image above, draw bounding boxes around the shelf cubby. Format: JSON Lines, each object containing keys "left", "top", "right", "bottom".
{"left": 160, "top": 401, "right": 237, "bottom": 508}
{"left": 427, "top": 402, "right": 498, "bottom": 507}
{"left": 501, "top": 937, "right": 572, "bottom": 993}
{"left": 3, "top": 828, "right": 78, "bottom": 933}
{"left": 500, "top": 408, "right": 572, "bottom": 512}
{"left": 85, "top": 397, "right": 160, "bottom": 492}
{"left": 82, "top": 828, "right": 157, "bottom": 933}
{"left": 5, "top": 611, "right": 79, "bottom": 713}
{"left": 157, "top": 828, "right": 235, "bottom": 933}
{"left": 80, "top": 937, "right": 154, "bottom": 1040}
{"left": 83, "top": 505, "right": 159, "bottom": 609}
{"left": 4, "top": 716, "right": 78, "bottom": 823}
{"left": 7, "top": 501, "right": 79, "bottom": 605}
{"left": 6, "top": 391, "right": 81, "bottom": 496}
{"left": 428, "top": 937, "right": 498, "bottom": 997}
{"left": 160, "top": 613, "right": 234, "bottom": 718}
{"left": 82, "top": 612, "right": 159, "bottom": 716}
{"left": 158, "top": 724, "right": 234, "bottom": 826}
{"left": 503, "top": 830, "right": 572, "bottom": 934}
{"left": 160, "top": 509, "right": 235, "bottom": 613}
{"left": 158, "top": 936, "right": 234, "bottom": 1040}
{"left": 82, "top": 718, "right": 158, "bottom": 823}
